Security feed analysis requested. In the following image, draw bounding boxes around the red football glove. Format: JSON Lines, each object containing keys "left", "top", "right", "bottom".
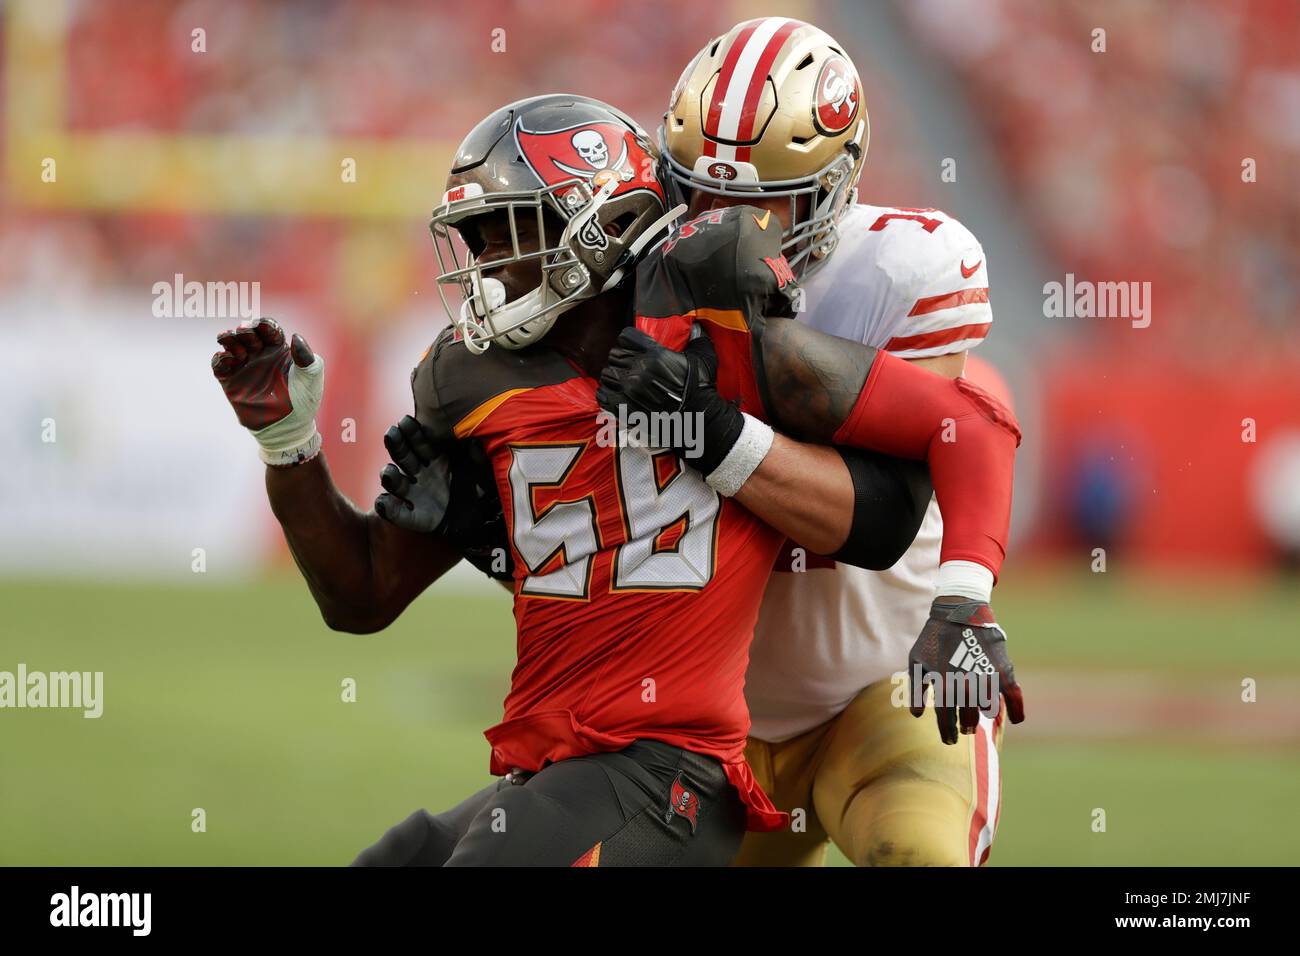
{"left": 212, "top": 317, "right": 324, "bottom": 465}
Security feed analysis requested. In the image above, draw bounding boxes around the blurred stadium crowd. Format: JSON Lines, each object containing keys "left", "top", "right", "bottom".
{"left": 899, "top": 0, "right": 1300, "bottom": 565}
{"left": 904, "top": 0, "right": 1300, "bottom": 358}
{"left": 2, "top": 0, "right": 1297, "bottom": 574}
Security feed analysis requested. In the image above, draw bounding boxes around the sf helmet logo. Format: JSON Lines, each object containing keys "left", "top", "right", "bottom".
{"left": 813, "top": 55, "right": 859, "bottom": 135}
{"left": 707, "top": 161, "right": 738, "bottom": 181}
{"left": 665, "top": 772, "right": 700, "bottom": 832}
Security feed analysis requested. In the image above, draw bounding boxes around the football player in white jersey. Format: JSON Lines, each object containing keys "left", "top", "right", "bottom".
{"left": 660, "top": 17, "right": 1006, "bottom": 866}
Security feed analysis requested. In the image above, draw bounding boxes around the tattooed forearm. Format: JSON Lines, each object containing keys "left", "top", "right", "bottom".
{"left": 757, "top": 317, "right": 877, "bottom": 441}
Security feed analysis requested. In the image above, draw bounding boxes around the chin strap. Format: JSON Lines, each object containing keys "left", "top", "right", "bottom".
{"left": 458, "top": 275, "right": 509, "bottom": 354}
{"left": 600, "top": 202, "right": 687, "bottom": 293}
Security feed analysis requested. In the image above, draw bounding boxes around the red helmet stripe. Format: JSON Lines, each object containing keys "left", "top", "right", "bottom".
{"left": 734, "top": 19, "right": 799, "bottom": 162}
{"left": 703, "top": 20, "right": 760, "bottom": 150}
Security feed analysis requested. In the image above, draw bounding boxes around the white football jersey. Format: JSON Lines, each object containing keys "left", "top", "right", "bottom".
{"left": 745, "top": 202, "right": 992, "bottom": 742}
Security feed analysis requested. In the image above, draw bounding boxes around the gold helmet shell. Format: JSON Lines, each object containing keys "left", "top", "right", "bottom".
{"left": 662, "top": 18, "right": 868, "bottom": 275}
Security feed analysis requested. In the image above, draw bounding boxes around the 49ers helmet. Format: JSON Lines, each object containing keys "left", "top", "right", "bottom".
{"left": 430, "top": 94, "right": 677, "bottom": 353}
{"left": 661, "top": 19, "right": 868, "bottom": 276}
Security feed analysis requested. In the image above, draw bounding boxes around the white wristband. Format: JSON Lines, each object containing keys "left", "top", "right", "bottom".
{"left": 935, "top": 560, "right": 994, "bottom": 604}
{"left": 705, "top": 412, "right": 773, "bottom": 497}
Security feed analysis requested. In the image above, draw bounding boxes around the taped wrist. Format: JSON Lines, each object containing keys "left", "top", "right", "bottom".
{"left": 935, "top": 560, "right": 994, "bottom": 603}
{"left": 259, "top": 428, "right": 321, "bottom": 467}
{"left": 253, "top": 353, "right": 325, "bottom": 466}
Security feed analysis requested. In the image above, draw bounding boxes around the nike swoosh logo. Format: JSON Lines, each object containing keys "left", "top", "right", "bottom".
{"left": 753, "top": 209, "right": 771, "bottom": 230}
{"left": 960, "top": 259, "right": 982, "bottom": 279}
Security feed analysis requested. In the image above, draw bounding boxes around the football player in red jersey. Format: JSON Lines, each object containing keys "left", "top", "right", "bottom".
{"left": 213, "top": 95, "right": 1021, "bottom": 866}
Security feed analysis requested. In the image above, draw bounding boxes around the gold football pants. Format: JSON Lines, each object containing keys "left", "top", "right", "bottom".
{"left": 736, "top": 675, "right": 1005, "bottom": 866}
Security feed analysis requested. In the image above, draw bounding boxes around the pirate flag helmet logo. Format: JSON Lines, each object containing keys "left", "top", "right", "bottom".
{"left": 515, "top": 120, "right": 666, "bottom": 250}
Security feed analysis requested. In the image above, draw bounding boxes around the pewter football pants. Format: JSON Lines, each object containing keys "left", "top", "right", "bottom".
{"left": 350, "top": 740, "right": 746, "bottom": 867}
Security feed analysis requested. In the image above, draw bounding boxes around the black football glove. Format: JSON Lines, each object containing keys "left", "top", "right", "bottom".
{"left": 908, "top": 599, "right": 1026, "bottom": 744}
{"left": 375, "top": 415, "right": 513, "bottom": 581}
{"left": 595, "top": 327, "right": 743, "bottom": 476}
{"left": 376, "top": 415, "right": 451, "bottom": 534}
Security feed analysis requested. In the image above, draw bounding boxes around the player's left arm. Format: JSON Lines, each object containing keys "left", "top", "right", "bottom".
{"left": 725, "top": 435, "right": 929, "bottom": 568}
{"left": 754, "top": 315, "right": 1016, "bottom": 576}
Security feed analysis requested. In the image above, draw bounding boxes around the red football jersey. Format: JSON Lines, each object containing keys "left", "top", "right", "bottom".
{"left": 412, "top": 207, "right": 800, "bottom": 832}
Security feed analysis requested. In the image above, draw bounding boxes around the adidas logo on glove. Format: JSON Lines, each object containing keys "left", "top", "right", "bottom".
{"left": 948, "top": 628, "right": 997, "bottom": 675}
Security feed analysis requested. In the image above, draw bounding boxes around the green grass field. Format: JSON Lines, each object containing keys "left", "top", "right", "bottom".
{"left": 3, "top": 569, "right": 1298, "bottom": 866}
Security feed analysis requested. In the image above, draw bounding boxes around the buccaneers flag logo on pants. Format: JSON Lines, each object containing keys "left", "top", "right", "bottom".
{"left": 665, "top": 772, "right": 700, "bottom": 832}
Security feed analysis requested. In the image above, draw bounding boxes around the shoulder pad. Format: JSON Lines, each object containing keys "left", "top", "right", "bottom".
{"left": 862, "top": 206, "right": 987, "bottom": 293}
{"left": 635, "top": 204, "right": 800, "bottom": 327}
{"left": 411, "top": 325, "right": 578, "bottom": 439}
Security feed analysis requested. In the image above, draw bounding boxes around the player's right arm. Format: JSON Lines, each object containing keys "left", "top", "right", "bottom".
{"left": 607, "top": 205, "right": 1017, "bottom": 589}
{"left": 602, "top": 322, "right": 1024, "bottom": 739}
{"left": 730, "top": 352, "right": 962, "bottom": 560}
{"left": 755, "top": 315, "right": 1017, "bottom": 582}
{"left": 212, "top": 317, "right": 462, "bottom": 634}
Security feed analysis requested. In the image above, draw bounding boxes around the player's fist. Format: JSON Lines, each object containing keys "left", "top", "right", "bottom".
{"left": 907, "top": 599, "right": 1025, "bottom": 745}
{"left": 212, "top": 317, "right": 324, "bottom": 466}
{"left": 596, "top": 327, "right": 742, "bottom": 478}
{"left": 598, "top": 327, "right": 693, "bottom": 415}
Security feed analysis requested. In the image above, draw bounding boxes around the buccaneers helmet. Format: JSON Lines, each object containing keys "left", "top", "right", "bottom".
{"left": 661, "top": 18, "right": 868, "bottom": 276}
{"left": 430, "top": 94, "right": 679, "bottom": 353}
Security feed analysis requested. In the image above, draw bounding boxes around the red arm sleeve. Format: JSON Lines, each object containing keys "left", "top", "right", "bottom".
{"left": 831, "top": 350, "right": 1021, "bottom": 581}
